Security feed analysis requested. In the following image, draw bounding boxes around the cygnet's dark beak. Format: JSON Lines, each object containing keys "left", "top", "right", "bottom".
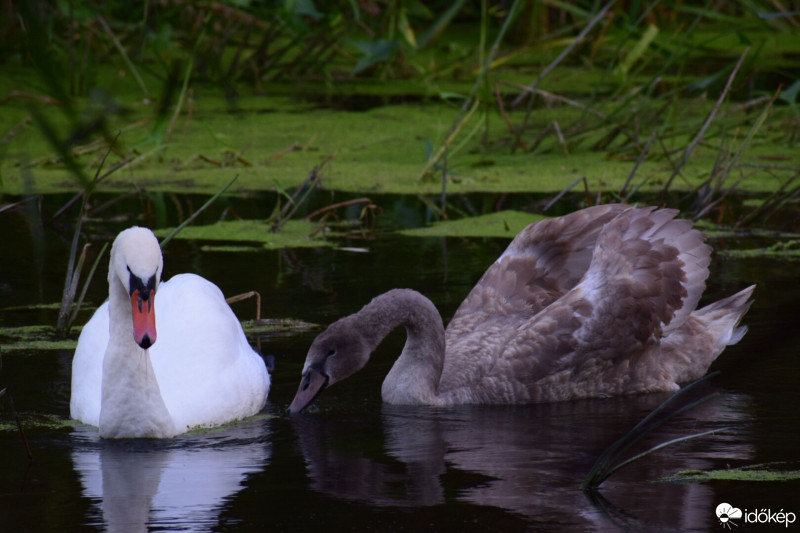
{"left": 288, "top": 367, "right": 328, "bottom": 414}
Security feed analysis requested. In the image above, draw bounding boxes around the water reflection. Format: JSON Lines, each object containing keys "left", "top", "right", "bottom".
{"left": 292, "top": 392, "right": 752, "bottom": 530}
{"left": 70, "top": 417, "right": 271, "bottom": 531}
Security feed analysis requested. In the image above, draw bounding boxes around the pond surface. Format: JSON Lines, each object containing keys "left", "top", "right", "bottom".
{"left": 1, "top": 196, "right": 799, "bottom": 532}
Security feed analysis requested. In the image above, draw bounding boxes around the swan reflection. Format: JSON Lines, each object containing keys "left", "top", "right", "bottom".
{"left": 292, "top": 392, "right": 752, "bottom": 529}
{"left": 71, "top": 416, "right": 271, "bottom": 531}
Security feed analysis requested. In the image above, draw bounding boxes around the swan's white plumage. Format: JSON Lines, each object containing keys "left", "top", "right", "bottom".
{"left": 70, "top": 228, "right": 270, "bottom": 437}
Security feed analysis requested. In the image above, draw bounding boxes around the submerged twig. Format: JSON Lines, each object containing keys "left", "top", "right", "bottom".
{"left": 226, "top": 291, "right": 261, "bottom": 321}
{"left": 305, "top": 198, "right": 375, "bottom": 221}
{"left": 581, "top": 372, "right": 723, "bottom": 491}
{"left": 3, "top": 389, "right": 33, "bottom": 463}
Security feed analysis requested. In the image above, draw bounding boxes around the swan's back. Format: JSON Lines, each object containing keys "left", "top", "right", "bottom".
{"left": 439, "top": 205, "right": 752, "bottom": 403}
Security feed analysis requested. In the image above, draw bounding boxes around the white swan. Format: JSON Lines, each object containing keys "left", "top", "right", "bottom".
{"left": 70, "top": 227, "right": 270, "bottom": 438}
{"left": 289, "top": 205, "right": 754, "bottom": 412}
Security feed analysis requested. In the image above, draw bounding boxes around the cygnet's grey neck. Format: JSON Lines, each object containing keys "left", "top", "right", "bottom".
{"left": 351, "top": 289, "right": 446, "bottom": 405}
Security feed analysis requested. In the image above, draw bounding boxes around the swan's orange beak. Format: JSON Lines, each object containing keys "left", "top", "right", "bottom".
{"left": 288, "top": 367, "right": 328, "bottom": 414}
{"left": 131, "top": 289, "right": 157, "bottom": 350}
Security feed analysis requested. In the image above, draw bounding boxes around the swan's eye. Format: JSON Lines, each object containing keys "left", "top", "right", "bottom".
{"left": 326, "top": 349, "right": 336, "bottom": 357}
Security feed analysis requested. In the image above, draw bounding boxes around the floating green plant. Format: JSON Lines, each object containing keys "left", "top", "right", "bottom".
{"left": 153, "top": 219, "right": 333, "bottom": 249}
{"left": 241, "top": 318, "right": 320, "bottom": 337}
{"left": 183, "top": 412, "right": 277, "bottom": 436}
{"left": 0, "top": 317, "right": 317, "bottom": 352}
{"left": 0, "top": 325, "right": 79, "bottom": 352}
{"left": 399, "top": 210, "right": 545, "bottom": 238}
{"left": 0, "top": 413, "right": 79, "bottom": 433}
{"left": 717, "top": 240, "right": 800, "bottom": 260}
{"left": 662, "top": 463, "right": 800, "bottom": 483}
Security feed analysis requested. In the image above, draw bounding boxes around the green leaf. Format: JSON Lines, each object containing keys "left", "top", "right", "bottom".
{"left": 398, "top": 10, "right": 418, "bottom": 49}
{"left": 614, "top": 24, "right": 659, "bottom": 77}
{"left": 417, "top": 0, "right": 467, "bottom": 48}
{"left": 286, "top": 0, "right": 322, "bottom": 19}
{"left": 352, "top": 40, "right": 398, "bottom": 74}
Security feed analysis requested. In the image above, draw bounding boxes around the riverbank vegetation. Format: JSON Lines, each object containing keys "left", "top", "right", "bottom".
{"left": 2, "top": 0, "right": 797, "bottom": 338}
{"left": 1, "top": 0, "right": 798, "bottom": 225}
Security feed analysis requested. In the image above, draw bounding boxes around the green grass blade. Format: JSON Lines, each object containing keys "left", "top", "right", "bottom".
{"left": 159, "top": 175, "right": 239, "bottom": 248}
{"left": 417, "top": 0, "right": 466, "bottom": 48}
{"left": 98, "top": 16, "right": 149, "bottom": 98}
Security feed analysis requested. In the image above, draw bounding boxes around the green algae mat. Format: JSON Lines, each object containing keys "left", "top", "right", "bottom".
{"left": 2, "top": 92, "right": 794, "bottom": 198}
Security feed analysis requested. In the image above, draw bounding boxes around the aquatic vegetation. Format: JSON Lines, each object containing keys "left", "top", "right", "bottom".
{"left": 399, "top": 209, "right": 544, "bottom": 237}
{"left": 0, "top": 325, "right": 79, "bottom": 352}
{"left": 662, "top": 463, "right": 800, "bottom": 483}
{"left": 0, "top": 315, "right": 317, "bottom": 352}
{"left": 0, "top": 413, "right": 78, "bottom": 433}
{"left": 153, "top": 219, "right": 333, "bottom": 249}
{"left": 717, "top": 240, "right": 800, "bottom": 260}
{"left": 241, "top": 318, "right": 320, "bottom": 338}
{"left": 581, "top": 373, "right": 725, "bottom": 491}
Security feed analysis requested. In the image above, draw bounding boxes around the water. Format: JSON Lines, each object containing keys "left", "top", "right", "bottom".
{"left": 1, "top": 195, "right": 799, "bottom": 532}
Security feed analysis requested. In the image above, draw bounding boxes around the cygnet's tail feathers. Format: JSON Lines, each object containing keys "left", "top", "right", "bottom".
{"left": 694, "top": 284, "right": 756, "bottom": 352}
{"left": 661, "top": 284, "right": 755, "bottom": 384}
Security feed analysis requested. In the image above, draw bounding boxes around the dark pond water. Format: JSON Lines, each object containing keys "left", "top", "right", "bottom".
{"left": 1, "top": 194, "right": 799, "bottom": 532}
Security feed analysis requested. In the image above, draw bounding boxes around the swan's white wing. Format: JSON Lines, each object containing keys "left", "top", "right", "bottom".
{"left": 150, "top": 274, "right": 270, "bottom": 433}
{"left": 70, "top": 302, "right": 110, "bottom": 426}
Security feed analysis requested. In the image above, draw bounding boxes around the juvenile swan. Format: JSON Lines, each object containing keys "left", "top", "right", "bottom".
{"left": 70, "top": 227, "right": 270, "bottom": 438}
{"left": 289, "top": 205, "right": 754, "bottom": 412}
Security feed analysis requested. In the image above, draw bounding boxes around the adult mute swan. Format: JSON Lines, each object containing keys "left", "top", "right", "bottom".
{"left": 289, "top": 205, "right": 754, "bottom": 412}
{"left": 70, "top": 227, "right": 270, "bottom": 438}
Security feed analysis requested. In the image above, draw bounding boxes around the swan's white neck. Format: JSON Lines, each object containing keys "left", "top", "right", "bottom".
{"left": 99, "top": 271, "right": 176, "bottom": 438}
{"left": 356, "top": 290, "right": 446, "bottom": 405}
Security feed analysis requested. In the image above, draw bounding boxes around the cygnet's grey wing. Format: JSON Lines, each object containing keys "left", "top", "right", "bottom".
{"left": 440, "top": 204, "right": 629, "bottom": 392}
{"left": 493, "top": 206, "right": 712, "bottom": 401}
